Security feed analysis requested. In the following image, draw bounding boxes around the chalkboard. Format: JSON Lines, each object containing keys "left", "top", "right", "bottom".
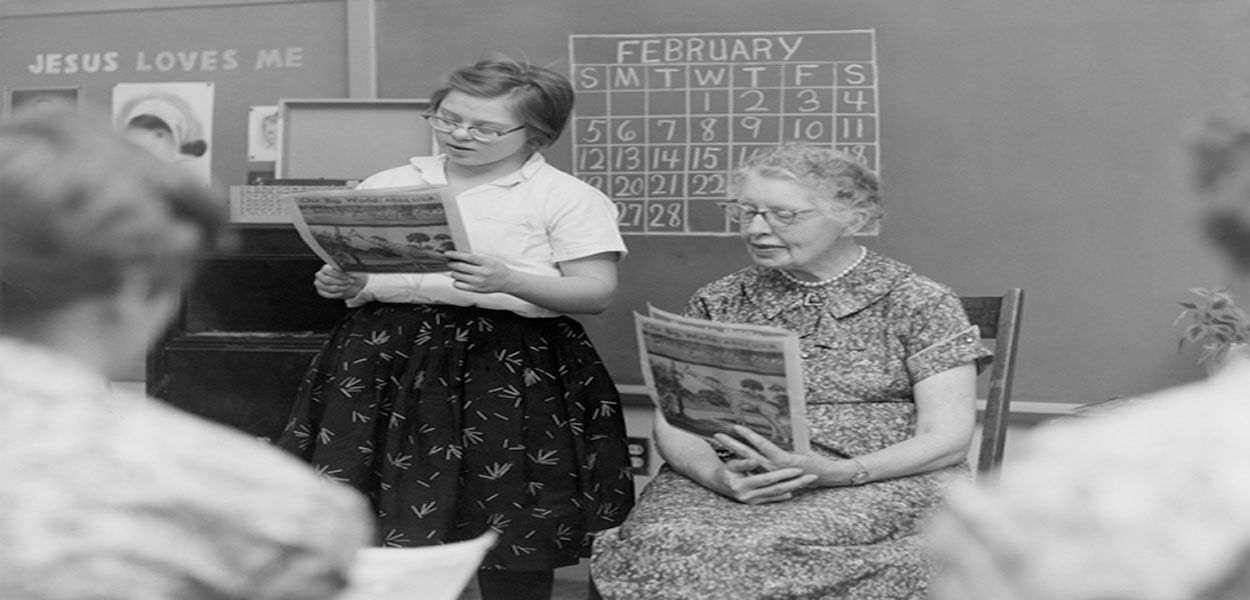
{"left": 373, "top": 0, "right": 1250, "bottom": 406}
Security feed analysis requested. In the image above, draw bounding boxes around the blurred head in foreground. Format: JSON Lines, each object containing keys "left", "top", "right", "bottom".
{"left": 0, "top": 107, "right": 225, "bottom": 375}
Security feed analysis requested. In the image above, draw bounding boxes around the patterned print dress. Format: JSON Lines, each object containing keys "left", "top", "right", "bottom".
{"left": 278, "top": 303, "right": 635, "bottom": 571}
{"left": 591, "top": 251, "right": 992, "bottom": 599}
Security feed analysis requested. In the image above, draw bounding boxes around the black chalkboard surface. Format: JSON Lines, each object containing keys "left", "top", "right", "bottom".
{"left": 378, "top": 0, "right": 1250, "bottom": 404}
{"left": 583, "top": 236, "right": 748, "bottom": 389}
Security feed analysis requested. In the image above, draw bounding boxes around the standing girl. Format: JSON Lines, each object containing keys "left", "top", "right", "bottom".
{"left": 277, "top": 56, "right": 635, "bottom": 600}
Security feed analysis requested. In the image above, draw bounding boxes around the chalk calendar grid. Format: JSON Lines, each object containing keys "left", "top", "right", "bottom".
{"left": 569, "top": 30, "right": 879, "bottom": 235}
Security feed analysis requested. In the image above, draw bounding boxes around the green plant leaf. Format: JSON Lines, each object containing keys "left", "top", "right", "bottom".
{"left": 1175, "top": 286, "right": 1250, "bottom": 366}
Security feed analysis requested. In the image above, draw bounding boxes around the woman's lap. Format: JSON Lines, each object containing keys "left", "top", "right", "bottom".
{"left": 591, "top": 465, "right": 964, "bottom": 599}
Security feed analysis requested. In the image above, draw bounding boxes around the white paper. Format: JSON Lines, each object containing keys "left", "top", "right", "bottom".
{"left": 341, "top": 532, "right": 497, "bottom": 600}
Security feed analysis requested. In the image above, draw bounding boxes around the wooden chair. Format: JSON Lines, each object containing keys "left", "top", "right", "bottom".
{"left": 960, "top": 289, "right": 1024, "bottom": 476}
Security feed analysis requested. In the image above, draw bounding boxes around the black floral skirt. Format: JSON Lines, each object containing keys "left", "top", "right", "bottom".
{"left": 277, "top": 303, "right": 635, "bottom": 570}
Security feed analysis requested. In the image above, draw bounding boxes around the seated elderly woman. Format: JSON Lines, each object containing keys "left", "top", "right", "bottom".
{"left": 0, "top": 109, "right": 372, "bottom": 599}
{"left": 591, "top": 144, "right": 991, "bottom": 599}
{"left": 923, "top": 117, "right": 1250, "bottom": 600}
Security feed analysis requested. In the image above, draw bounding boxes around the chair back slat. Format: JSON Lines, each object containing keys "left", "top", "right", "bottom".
{"left": 960, "top": 289, "right": 1024, "bottom": 476}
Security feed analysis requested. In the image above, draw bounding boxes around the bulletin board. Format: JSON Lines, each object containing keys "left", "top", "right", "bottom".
{"left": 0, "top": 0, "right": 352, "bottom": 187}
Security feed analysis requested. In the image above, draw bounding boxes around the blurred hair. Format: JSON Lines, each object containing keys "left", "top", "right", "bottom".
{"left": 1187, "top": 116, "right": 1250, "bottom": 274}
{"left": 731, "top": 143, "right": 884, "bottom": 234}
{"left": 0, "top": 108, "right": 227, "bottom": 324}
{"left": 429, "top": 55, "right": 575, "bottom": 149}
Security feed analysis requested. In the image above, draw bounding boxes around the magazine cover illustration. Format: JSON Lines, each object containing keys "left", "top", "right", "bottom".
{"left": 636, "top": 309, "right": 809, "bottom": 453}
{"left": 283, "top": 186, "right": 469, "bottom": 273}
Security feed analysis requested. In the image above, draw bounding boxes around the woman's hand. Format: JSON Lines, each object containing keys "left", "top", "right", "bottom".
{"left": 653, "top": 416, "right": 816, "bottom": 504}
{"left": 444, "top": 250, "right": 517, "bottom": 294}
{"left": 313, "top": 265, "right": 367, "bottom": 299}
{"left": 715, "top": 425, "right": 860, "bottom": 487}
{"left": 714, "top": 426, "right": 818, "bottom": 472}
{"left": 707, "top": 458, "right": 817, "bottom": 505}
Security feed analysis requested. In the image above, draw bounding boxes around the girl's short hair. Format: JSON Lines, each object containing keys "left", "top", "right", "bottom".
{"left": 0, "top": 108, "right": 226, "bottom": 324}
{"left": 731, "top": 143, "right": 884, "bottom": 234}
{"left": 429, "top": 55, "right": 574, "bottom": 150}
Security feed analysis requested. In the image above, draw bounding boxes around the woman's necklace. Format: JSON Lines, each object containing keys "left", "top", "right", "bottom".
{"left": 778, "top": 246, "right": 867, "bottom": 288}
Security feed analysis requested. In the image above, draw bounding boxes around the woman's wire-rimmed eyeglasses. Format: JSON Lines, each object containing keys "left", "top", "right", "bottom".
{"left": 422, "top": 113, "right": 525, "bottom": 142}
{"left": 717, "top": 202, "right": 816, "bottom": 228}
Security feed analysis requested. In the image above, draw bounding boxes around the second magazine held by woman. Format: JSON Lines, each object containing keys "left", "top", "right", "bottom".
{"left": 635, "top": 305, "right": 809, "bottom": 453}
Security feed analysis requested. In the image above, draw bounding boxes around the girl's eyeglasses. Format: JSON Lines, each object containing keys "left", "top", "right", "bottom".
{"left": 422, "top": 114, "right": 525, "bottom": 143}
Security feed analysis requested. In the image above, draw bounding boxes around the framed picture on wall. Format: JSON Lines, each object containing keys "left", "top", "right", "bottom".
{"left": 4, "top": 86, "right": 80, "bottom": 118}
{"left": 112, "top": 81, "right": 215, "bottom": 185}
{"left": 247, "top": 105, "right": 280, "bottom": 162}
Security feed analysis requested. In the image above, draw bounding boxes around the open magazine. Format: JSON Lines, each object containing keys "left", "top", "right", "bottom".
{"left": 281, "top": 185, "right": 470, "bottom": 273}
{"left": 635, "top": 305, "right": 809, "bottom": 453}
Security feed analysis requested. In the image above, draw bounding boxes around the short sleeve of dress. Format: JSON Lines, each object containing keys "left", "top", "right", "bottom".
{"left": 902, "top": 285, "right": 994, "bottom": 383}
{"left": 680, "top": 274, "right": 745, "bottom": 322}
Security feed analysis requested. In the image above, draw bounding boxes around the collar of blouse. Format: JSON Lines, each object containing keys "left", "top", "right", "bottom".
{"left": 745, "top": 250, "right": 911, "bottom": 321}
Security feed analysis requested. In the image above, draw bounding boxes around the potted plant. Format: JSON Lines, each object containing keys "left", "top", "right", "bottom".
{"left": 1174, "top": 287, "right": 1250, "bottom": 373}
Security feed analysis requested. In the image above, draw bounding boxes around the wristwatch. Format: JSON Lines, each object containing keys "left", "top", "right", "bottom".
{"left": 847, "top": 458, "right": 870, "bottom": 486}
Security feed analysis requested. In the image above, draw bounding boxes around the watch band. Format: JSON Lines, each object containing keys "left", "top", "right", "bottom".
{"left": 847, "top": 458, "right": 870, "bottom": 485}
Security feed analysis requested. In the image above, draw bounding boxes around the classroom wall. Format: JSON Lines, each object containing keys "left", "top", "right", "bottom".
{"left": 3, "top": 0, "right": 1249, "bottom": 408}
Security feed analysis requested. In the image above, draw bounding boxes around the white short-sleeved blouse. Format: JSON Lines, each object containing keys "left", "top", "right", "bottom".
{"left": 347, "top": 153, "right": 627, "bottom": 318}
